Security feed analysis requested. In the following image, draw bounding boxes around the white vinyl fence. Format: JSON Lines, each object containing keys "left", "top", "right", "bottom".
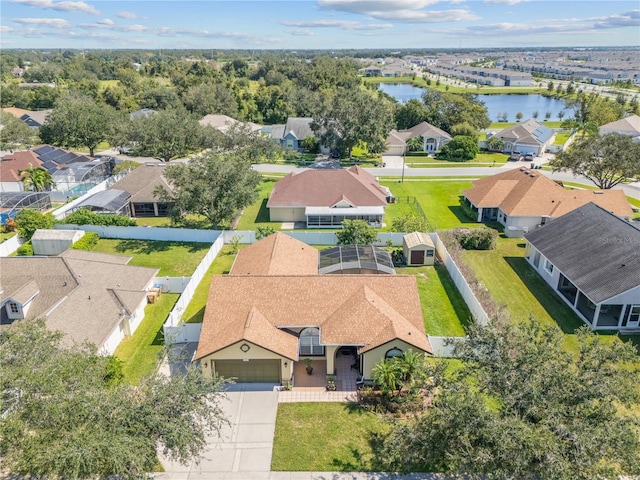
{"left": 0, "top": 234, "right": 22, "bottom": 257}
{"left": 428, "top": 335, "right": 467, "bottom": 358}
{"left": 56, "top": 224, "right": 220, "bottom": 243}
{"left": 434, "top": 233, "right": 489, "bottom": 325}
{"left": 154, "top": 276, "right": 191, "bottom": 294}
{"left": 162, "top": 234, "right": 224, "bottom": 344}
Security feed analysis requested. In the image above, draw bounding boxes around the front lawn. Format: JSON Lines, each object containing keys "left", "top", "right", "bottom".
{"left": 405, "top": 152, "right": 508, "bottom": 167}
{"left": 383, "top": 180, "right": 476, "bottom": 230}
{"left": 271, "top": 403, "right": 389, "bottom": 472}
{"left": 234, "top": 178, "right": 279, "bottom": 231}
{"left": 397, "top": 264, "right": 471, "bottom": 336}
{"left": 89, "top": 239, "right": 210, "bottom": 276}
{"left": 115, "top": 293, "right": 179, "bottom": 384}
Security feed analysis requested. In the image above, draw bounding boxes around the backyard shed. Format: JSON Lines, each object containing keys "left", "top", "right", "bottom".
{"left": 31, "top": 229, "right": 85, "bottom": 255}
{"left": 403, "top": 232, "right": 435, "bottom": 266}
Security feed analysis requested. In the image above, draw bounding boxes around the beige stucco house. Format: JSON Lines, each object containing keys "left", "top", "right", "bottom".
{"left": 194, "top": 233, "right": 432, "bottom": 384}
{"left": 384, "top": 121, "right": 452, "bottom": 155}
{"left": 267, "top": 166, "right": 391, "bottom": 228}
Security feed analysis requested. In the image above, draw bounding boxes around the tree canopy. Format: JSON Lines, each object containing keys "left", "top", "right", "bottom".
{"left": 437, "top": 135, "right": 479, "bottom": 161}
{"left": 156, "top": 151, "right": 261, "bottom": 228}
{"left": 421, "top": 90, "right": 491, "bottom": 133}
{"left": 551, "top": 133, "right": 640, "bottom": 189}
{"left": 39, "top": 93, "right": 115, "bottom": 156}
{"left": 0, "top": 320, "right": 228, "bottom": 479}
{"left": 335, "top": 219, "right": 378, "bottom": 245}
{"left": 380, "top": 318, "right": 640, "bottom": 479}
{"left": 14, "top": 209, "right": 55, "bottom": 240}
{"left": 0, "top": 110, "right": 39, "bottom": 149}
{"left": 19, "top": 164, "right": 55, "bottom": 192}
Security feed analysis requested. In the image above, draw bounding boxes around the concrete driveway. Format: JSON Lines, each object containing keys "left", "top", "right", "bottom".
{"left": 159, "top": 385, "right": 279, "bottom": 477}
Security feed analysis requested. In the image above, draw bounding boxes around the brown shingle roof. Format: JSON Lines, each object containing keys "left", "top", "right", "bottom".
{"left": 231, "top": 232, "right": 318, "bottom": 275}
{"left": 267, "top": 166, "right": 388, "bottom": 208}
{"left": 110, "top": 164, "right": 173, "bottom": 203}
{"left": 0, "top": 151, "right": 43, "bottom": 182}
{"left": 463, "top": 168, "right": 632, "bottom": 218}
{"left": 195, "top": 275, "right": 431, "bottom": 360}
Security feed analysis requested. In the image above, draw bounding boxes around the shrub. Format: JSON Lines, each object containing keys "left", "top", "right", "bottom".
{"left": 255, "top": 225, "right": 277, "bottom": 240}
{"left": 70, "top": 232, "right": 99, "bottom": 251}
{"left": 63, "top": 210, "right": 136, "bottom": 227}
{"left": 15, "top": 210, "right": 55, "bottom": 240}
{"left": 438, "top": 136, "right": 479, "bottom": 162}
{"left": 452, "top": 227, "right": 497, "bottom": 250}
{"left": 3, "top": 218, "right": 17, "bottom": 233}
{"left": 391, "top": 212, "right": 433, "bottom": 233}
{"left": 17, "top": 242, "right": 33, "bottom": 256}
{"left": 458, "top": 197, "right": 479, "bottom": 222}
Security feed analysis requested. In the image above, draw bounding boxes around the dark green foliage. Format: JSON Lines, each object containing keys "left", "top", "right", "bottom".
{"left": 335, "top": 219, "right": 378, "bottom": 245}
{"left": 551, "top": 133, "right": 640, "bottom": 189}
{"left": 62, "top": 210, "right": 136, "bottom": 227}
{"left": 301, "top": 135, "right": 320, "bottom": 154}
{"left": 15, "top": 209, "right": 55, "bottom": 240}
{"left": 0, "top": 111, "right": 39, "bottom": 148}
{"left": 485, "top": 136, "right": 505, "bottom": 152}
{"left": 256, "top": 225, "right": 277, "bottom": 240}
{"left": 438, "top": 136, "right": 479, "bottom": 162}
{"left": 156, "top": 151, "right": 261, "bottom": 228}
{"left": 391, "top": 212, "right": 432, "bottom": 233}
{"left": 16, "top": 241, "right": 33, "bottom": 256}
{"left": 458, "top": 197, "right": 479, "bottom": 222}
{"left": 380, "top": 319, "right": 640, "bottom": 479}
{"left": 421, "top": 90, "right": 491, "bottom": 132}
{"left": 70, "top": 232, "right": 100, "bottom": 251}
{"left": 394, "top": 98, "right": 428, "bottom": 130}
{"left": 451, "top": 227, "right": 497, "bottom": 250}
{"left": 0, "top": 320, "right": 228, "bottom": 479}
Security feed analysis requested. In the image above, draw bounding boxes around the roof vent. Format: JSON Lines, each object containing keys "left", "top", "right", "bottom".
{"left": 529, "top": 174, "right": 536, "bottom": 178}
{"left": 594, "top": 190, "right": 604, "bottom": 194}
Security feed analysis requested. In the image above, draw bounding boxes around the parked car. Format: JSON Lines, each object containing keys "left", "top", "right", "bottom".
{"left": 524, "top": 153, "right": 535, "bottom": 161}
{"left": 509, "top": 152, "right": 523, "bottom": 161}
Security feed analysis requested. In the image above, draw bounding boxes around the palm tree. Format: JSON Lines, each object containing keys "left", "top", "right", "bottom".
{"left": 371, "top": 359, "right": 402, "bottom": 396}
{"left": 395, "top": 350, "right": 425, "bottom": 389}
{"left": 19, "top": 164, "right": 55, "bottom": 192}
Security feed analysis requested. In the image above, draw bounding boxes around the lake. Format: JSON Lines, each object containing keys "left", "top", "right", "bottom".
{"left": 377, "top": 83, "right": 571, "bottom": 123}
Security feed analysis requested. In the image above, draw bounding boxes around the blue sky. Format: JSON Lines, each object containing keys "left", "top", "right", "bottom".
{"left": 1, "top": 0, "right": 639, "bottom": 49}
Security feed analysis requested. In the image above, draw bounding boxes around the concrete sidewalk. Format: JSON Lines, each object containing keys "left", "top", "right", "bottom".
{"left": 153, "top": 471, "right": 447, "bottom": 479}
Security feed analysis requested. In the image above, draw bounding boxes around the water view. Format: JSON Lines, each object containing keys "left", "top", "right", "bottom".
{"left": 378, "top": 83, "right": 571, "bottom": 123}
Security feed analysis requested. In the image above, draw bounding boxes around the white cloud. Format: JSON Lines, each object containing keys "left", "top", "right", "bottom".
{"left": 289, "top": 29, "right": 315, "bottom": 36}
{"left": 10, "top": 0, "right": 100, "bottom": 15}
{"left": 593, "top": 10, "right": 640, "bottom": 28}
{"left": 116, "top": 11, "right": 139, "bottom": 19}
{"left": 13, "top": 17, "right": 70, "bottom": 28}
{"left": 376, "top": 9, "right": 479, "bottom": 22}
{"left": 484, "top": 0, "right": 529, "bottom": 4}
{"left": 281, "top": 19, "right": 392, "bottom": 30}
{"left": 96, "top": 18, "right": 113, "bottom": 26}
{"left": 0, "top": 25, "right": 15, "bottom": 32}
{"left": 78, "top": 20, "right": 147, "bottom": 32}
{"left": 318, "top": 0, "right": 438, "bottom": 14}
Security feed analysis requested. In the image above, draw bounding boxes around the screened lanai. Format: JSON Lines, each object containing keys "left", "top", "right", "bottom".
{"left": 0, "top": 191, "right": 52, "bottom": 224}
{"left": 71, "top": 189, "right": 131, "bottom": 216}
{"left": 318, "top": 245, "right": 395, "bottom": 275}
{"left": 52, "top": 160, "right": 114, "bottom": 197}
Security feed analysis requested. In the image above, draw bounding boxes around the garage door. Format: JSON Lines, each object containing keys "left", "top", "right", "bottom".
{"left": 214, "top": 359, "right": 281, "bottom": 383}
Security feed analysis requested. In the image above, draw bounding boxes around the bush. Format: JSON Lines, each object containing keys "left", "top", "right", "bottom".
{"left": 15, "top": 210, "right": 55, "bottom": 240}
{"left": 451, "top": 227, "right": 497, "bottom": 250}
{"left": 458, "top": 197, "right": 479, "bottom": 222}
{"left": 17, "top": 242, "right": 33, "bottom": 256}
{"left": 391, "top": 212, "right": 433, "bottom": 233}
{"left": 70, "top": 232, "right": 99, "bottom": 251}
{"left": 255, "top": 225, "right": 277, "bottom": 240}
{"left": 62, "top": 210, "right": 136, "bottom": 227}
{"left": 438, "top": 136, "right": 479, "bottom": 162}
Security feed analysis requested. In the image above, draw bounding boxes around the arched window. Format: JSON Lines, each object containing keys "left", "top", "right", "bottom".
{"left": 385, "top": 347, "right": 403, "bottom": 360}
{"left": 299, "top": 327, "right": 324, "bottom": 356}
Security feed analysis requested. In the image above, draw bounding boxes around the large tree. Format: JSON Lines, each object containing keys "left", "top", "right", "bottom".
{"left": 311, "top": 88, "right": 394, "bottom": 157}
{"left": 551, "top": 133, "right": 640, "bottom": 189}
{"left": 128, "top": 105, "right": 205, "bottom": 162}
{"left": 394, "top": 98, "right": 429, "bottom": 130}
{"left": 182, "top": 82, "right": 239, "bottom": 117}
{"left": 39, "top": 93, "right": 115, "bottom": 157}
{"left": 156, "top": 151, "right": 261, "bottom": 228}
{"left": 335, "top": 219, "right": 378, "bottom": 245}
{"left": 0, "top": 320, "right": 227, "bottom": 479}
{"left": 421, "top": 90, "right": 491, "bottom": 133}
{"left": 0, "top": 110, "right": 39, "bottom": 148}
{"left": 380, "top": 319, "right": 640, "bottom": 479}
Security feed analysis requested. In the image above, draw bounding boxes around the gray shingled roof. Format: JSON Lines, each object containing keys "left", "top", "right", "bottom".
{"left": 524, "top": 203, "right": 640, "bottom": 303}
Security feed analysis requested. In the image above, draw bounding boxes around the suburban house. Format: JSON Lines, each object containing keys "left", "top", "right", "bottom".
{"left": 199, "top": 114, "right": 262, "bottom": 135}
{"left": 2, "top": 107, "right": 51, "bottom": 128}
{"left": 108, "top": 164, "right": 173, "bottom": 217}
{"left": 267, "top": 166, "right": 391, "bottom": 227}
{"left": 194, "top": 233, "right": 432, "bottom": 384}
{"left": 488, "top": 119, "right": 555, "bottom": 155}
{"left": 524, "top": 203, "right": 640, "bottom": 331}
{"left": 385, "top": 121, "right": 452, "bottom": 155}
{"left": 462, "top": 167, "right": 632, "bottom": 234}
{"left": 0, "top": 150, "right": 43, "bottom": 192}
{"left": 270, "top": 117, "right": 329, "bottom": 153}
{"left": 598, "top": 114, "right": 640, "bottom": 141}
{"left": 0, "top": 249, "right": 159, "bottom": 354}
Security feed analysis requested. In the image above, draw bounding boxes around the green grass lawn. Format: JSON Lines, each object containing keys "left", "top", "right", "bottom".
{"left": 90, "top": 239, "right": 210, "bottom": 276}
{"left": 234, "top": 178, "right": 279, "bottom": 231}
{"left": 0, "top": 232, "right": 16, "bottom": 242}
{"left": 397, "top": 265, "right": 471, "bottom": 336}
{"left": 115, "top": 293, "right": 179, "bottom": 384}
{"left": 182, "top": 245, "right": 245, "bottom": 324}
{"left": 271, "top": 403, "right": 390, "bottom": 472}
{"left": 406, "top": 153, "right": 508, "bottom": 167}
{"left": 553, "top": 132, "right": 571, "bottom": 145}
{"left": 462, "top": 236, "right": 639, "bottom": 353}
{"left": 73, "top": 141, "right": 111, "bottom": 154}
{"left": 383, "top": 180, "right": 475, "bottom": 230}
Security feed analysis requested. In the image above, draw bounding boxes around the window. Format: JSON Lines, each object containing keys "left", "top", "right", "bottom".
{"left": 133, "top": 203, "right": 155, "bottom": 217}
{"left": 426, "top": 250, "right": 434, "bottom": 257}
{"left": 628, "top": 305, "right": 640, "bottom": 325}
{"left": 299, "top": 327, "right": 324, "bottom": 356}
{"left": 385, "top": 347, "right": 403, "bottom": 360}
{"left": 544, "top": 259, "right": 554, "bottom": 274}
{"left": 8, "top": 302, "right": 19, "bottom": 314}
